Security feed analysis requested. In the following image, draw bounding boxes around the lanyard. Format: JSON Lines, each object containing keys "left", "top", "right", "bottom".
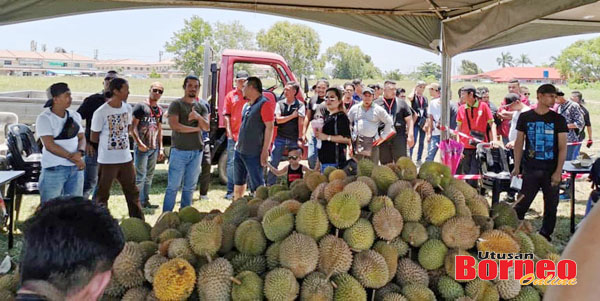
{"left": 382, "top": 98, "right": 395, "bottom": 114}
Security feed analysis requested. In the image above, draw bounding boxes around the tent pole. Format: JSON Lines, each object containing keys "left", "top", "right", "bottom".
{"left": 440, "top": 28, "right": 452, "bottom": 140}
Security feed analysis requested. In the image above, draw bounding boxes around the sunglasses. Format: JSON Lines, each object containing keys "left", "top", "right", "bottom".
{"left": 524, "top": 93, "right": 530, "bottom": 96}
{"left": 152, "top": 89, "right": 164, "bottom": 94}
{"left": 289, "top": 155, "right": 299, "bottom": 160}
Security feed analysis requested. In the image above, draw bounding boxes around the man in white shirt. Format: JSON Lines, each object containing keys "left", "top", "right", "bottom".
{"left": 36, "top": 83, "right": 86, "bottom": 203}
{"left": 425, "top": 83, "right": 441, "bottom": 162}
{"left": 504, "top": 93, "right": 531, "bottom": 149}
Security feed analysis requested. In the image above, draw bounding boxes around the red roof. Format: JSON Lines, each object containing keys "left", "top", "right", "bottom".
{"left": 477, "top": 67, "right": 562, "bottom": 82}
{"left": 452, "top": 74, "right": 478, "bottom": 81}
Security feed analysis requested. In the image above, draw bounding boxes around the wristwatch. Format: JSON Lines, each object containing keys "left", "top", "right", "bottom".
{"left": 328, "top": 135, "right": 332, "bottom": 141}
{"left": 78, "top": 150, "right": 85, "bottom": 156}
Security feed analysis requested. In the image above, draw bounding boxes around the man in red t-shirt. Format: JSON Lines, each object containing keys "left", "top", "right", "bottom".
{"left": 223, "top": 71, "right": 248, "bottom": 199}
{"left": 456, "top": 85, "right": 498, "bottom": 187}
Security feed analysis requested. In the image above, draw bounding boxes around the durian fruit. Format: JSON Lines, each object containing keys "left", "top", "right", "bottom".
{"left": 427, "top": 225, "right": 441, "bottom": 240}
{"left": 279, "top": 232, "right": 319, "bottom": 278}
{"left": 300, "top": 272, "right": 334, "bottom": 301}
{"left": 219, "top": 223, "right": 237, "bottom": 255}
{"left": 509, "top": 286, "right": 540, "bottom": 301}
{"left": 423, "top": 194, "right": 456, "bottom": 226}
{"left": 418, "top": 161, "right": 452, "bottom": 189}
{"left": 370, "top": 196, "right": 394, "bottom": 213}
{"left": 120, "top": 217, "right": 151, "bottom": 242}
{"left": 373, "top": 241, "right": 399, "bottom": 283}
{"left": 318, "top": 235, "right": 353, "bottom": 278}
{"left": 413, "top": 179, "right": 435, "bottom": 200}
{"left": 0, "top": 273, "right": 19, "bottom": 294}
{"left": 441, "top": 216, "right": 481, "bottom": 249}
{"left": 248, "top": 198, "right": 263, "bottom": 217}
{"left": 264, "top": 268, "right": 300, "bottom": 301}
{"left": 343, "top": 181, "right": 373, "bottom": 207}
{"left": 188, "top": 219, "right": 222, "bottom": 258}
{"left": 269, "top": 184, "right": 288, "bottom": 197}
{"left": 401, "top": 283, "right": 436, "bottom": 301}
{"left": 512, "top": 230, "right": 535, "bottom": 254}
{"left": 375, "top": 283, "right": 403, "bottom": 300}
{"left": 113, "top": 242, "right": 145, "bottom": 289}
{"left": 177, "top": 222, "right": 193, "bottom": 236}
{"left": 144, "top": 254, "right": 169, "bottom": 283}
{"left": 466, "top": 195, "right": 491, "bottom": 217}
{"left": 280, "top": 200, "right": 302, "bottom": 214}
{"left": 401, "top": 222, "right": 428, "bottom": 247}
{"left": 167, "top": 238, "right": 197, "bottom": 266}
{"left": 262, "top": 206, "right": 295, "bottom": 242}
{"left": 477, "top": 230, "right": 520, "bottom": 254}
{"left": 356, "top": 176, "right": 378, "bottom": 196}
{"left": 266, "top": 241, "right": 282, "bottom": 270}
{"left": 326, "top": 192, "right": 361, "bottom": 229}
{"left": 395, "top": 157, "right": 417, "bottom": 181}
{"left": 445, "top": 249, "right": 474, "bottom": 283}
{"left": 306, "top": 172, "right": 328, "bottom": 191}
{"left": 151, "top": 212, "right": 181, "bottom": 241}
{"left": 0, "top": 290, "right": 14, "bottom": 301}
{"left": 472, "top": 215, "right": 495, "bottom": 232}
{"left": 546, "top": 252, "right": 561, "bottom": 263}
{"left": 491, "top": 202, "right": 519, "bottom": 229}
{"left": 235, "top": 219, "right": 267, "bottom": 256}
{"left": 223, "top": 201, "right": 251, "bottom": 226}
{"left": 310, "top": 182, "right": 327, "bottom": 201}
{"left": 387, "top": 180, "right": 414, "bottom": 200}
{"left": 153, "top": 258, "right": 196, "bottom": 301}
{"left": 231, "top": 270, "right": 264, "bottom": 301}
{"left": 438, "top": 275, "right": 465, "bottom": 300}
{"left": 418, "top": 239, "right": 448, "bottom": 270}
{"left": 456, "top": 203, "right": 473, "bottom": 218}
{"left": 258, "top": 200, "right": 280, "bottom": 219}
{"left": 291, "top": 180, "right": 312, "bottom": 202}
{"left": 528, "top": 232, "right": 557, "bottom": 258}
{"left": 394, "top": 188, "right": 422, "bottom": 222}
{"left": 452, "top": 178, "right": 478, "bottom": 200}
{"left": 178, "top": 206, "right": 203, "bottom": 224}
{"left": 372, "top": 205, "right": 403, "bottom": 241}
{"left": 197, "top": 258, "right": 234, "bottom": 301}
{"left": 443, "top": 184, "right": 466, "bottom": 204}
{"left": 324, "top": 179, "right": 345, "bottom": 201}
{"left": 271, "top": 190, "right": 293, "bottom": 202}
{"left": 145, "top": 291, "right": 159, "bottom": 301}
{"left": 329, "top": 169, "right": 347, "bottom": 182}
{"left": 358, "top": 158, "right": 375, "bottom": 177}
{"left": 343, "top": 218, "right": 375, "bottom": 251}
{"left": 371, "top": 165, "right": 399, "bottom": 193}
{"left": 332, "top": 273, "right": 367, "bottom": 301}
{"left": 465, "top": 279, "right": 500, "bottom": 301}
{"left": 390, "top": 237, "right": 409, "bottom": 257}
{"left": 231, "top": 253, "right": 267, "bottom": 275}
{"left": 138, "top": 241, "right": 158, "bottom": 262}
{"left": 158, "top": 228, "right": 183, "bottom": 243}
{"left": 122, "top": 286, "right": 150, "bottom": 301}
{"left": 351, "top": 250, "right": 389, "bottom": 289}
{"left": 495, "top": 277, "right": 521, "bottom": 299}
{"left": 255, "top": 186, "right": 269, "bottom": 200}
{"left": 324, "top": 166, "right": 337, "bottom": 178}
{"left": 382, "top": 292, "right": 408, "bottom": 301}
{"left": 295, "top": 200, "right": 329, "bottom": 241}
{"left": 396, "top": 258, "right": 429, "bottom": 287}
{"left": 103, "top": 277, "right": 127, "bottom": 298}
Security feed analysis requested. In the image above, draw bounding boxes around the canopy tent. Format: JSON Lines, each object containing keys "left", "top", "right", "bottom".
{"left": 2, "top": 0, "right": 600, "bottom": 133}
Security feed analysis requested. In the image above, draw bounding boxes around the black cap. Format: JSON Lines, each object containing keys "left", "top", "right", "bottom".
{"left": 235, "top": 71, "right": 249, "bottom": 80}
{"left": 44, "top": 82, "right": 70, "bottom": 108}
{"left": 556, "top": 89, "right": 565, "bottom": 97}
{"left": 537, "top": 84, "right": 557, "bottom": 95}
{"left": 504, "top": 93, "right": 520, "bottom": 105}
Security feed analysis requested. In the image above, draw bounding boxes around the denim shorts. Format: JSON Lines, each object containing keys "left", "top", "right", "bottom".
{"left": 233, "top": 150, "right": 264, "bottom": 192}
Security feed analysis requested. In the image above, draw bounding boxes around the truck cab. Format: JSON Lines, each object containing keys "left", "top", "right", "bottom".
{"left": 205, "top": 48, "right": 304, "bottom": 184}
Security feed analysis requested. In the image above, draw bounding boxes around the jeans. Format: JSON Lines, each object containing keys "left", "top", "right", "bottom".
{"left": 566, "top": 144, "right": 582, "bottom": 161}
{"left": 320, "top": 163, "right": 338, "bottom": 173}
{"left": 82, "top": 150, "right": 99, "bottom": 200}
{"left": 163, "top": 148, "right": 203, "bottom": 212}
{"left": 234, "top": 150, "right": 264, "bottom": 192}
{"left": 199, "top": 142, "right": 211, "bottom": 196}
{"left": 515, "top": 170, "right": 559, "bottom": 236}
{"left": 134, "top": 147, "right": 158, "bottom": 206}
{"left": 425, "top": 135, "right": 441, "bottom": 162}
{"left": 226, "top": 138, "right": 236, "bottom": 195}
{"left": 39, "top": 165, "right": 84, "bottom": 203}
{"left": 307, "top": 136, "right": 318, "bottom": 169}
{"left": 267, "top": 136, "right": 297, "bottom": 186}
{"left": 96, "top": 161, "right": 143, "bottom": 219}
{"left": 410, "top": 126, "right": 426, "bottom": 161}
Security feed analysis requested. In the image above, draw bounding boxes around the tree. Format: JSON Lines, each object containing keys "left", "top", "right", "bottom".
{"left": 384, "top": 69, "right": 404, "bottom": 81}
{"left": 515, "top": 53, "right": 532, "bottom": 66}
{"left": 212, "top": 21, "right": 255, "bottom": 59}
{"left": 415, "top": 62, "right": 441, "bottom": 80}
{"left": 325, "top": 42, "right": 381, "bottom": 79}
{"left": 165, "top": 16, "right": 213, "bottom": 76}
{"left": 496, "top": 51, "right": 514, "bottom": 68}
{"left": 555, "top": 37, "right": 600, "bottom": 83}
{"left": 257, "top": 21, "right": 321, "bottom": 77}
{"left": 459, "top": 60, "right": 482, "bottom": 75}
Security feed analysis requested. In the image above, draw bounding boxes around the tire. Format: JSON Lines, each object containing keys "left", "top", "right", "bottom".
{"left": 218, "top": 151, "right": 228, "bottom": 185}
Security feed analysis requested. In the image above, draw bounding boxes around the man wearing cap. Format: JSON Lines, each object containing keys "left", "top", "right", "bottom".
{"left": 223, "top": 71, "right": 248, "bottom": 199}
{"left": 512, "top": 84, "right": 567, "bottom": 240}
{"left": 266, "top": 81, "right": 305, "bottom": 185}
{"left": 77, "top": 70, "right": 118, "bottom": 199}
{"left": 456, "top": 84, "right": 498, "bottom": 187}
{"left": 36, "top": 83, "right": 86, "bottom": 203}
{"left": 348, "top": 87, "right": 394, "bottom": 163}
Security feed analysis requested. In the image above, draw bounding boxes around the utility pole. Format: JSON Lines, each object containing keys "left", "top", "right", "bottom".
{"left": 94, "top": 49, "right": 98, "bottom": 60}
{"left": 159, "top": 51, "right": 163, "bottom": 62}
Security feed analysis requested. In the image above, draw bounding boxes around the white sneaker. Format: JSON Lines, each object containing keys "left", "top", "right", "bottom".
{"left": 200, "top": 195, "right": 209, "bottom": 200}
{"left": 416, "top": 160, "right": 422, "bottom": 167}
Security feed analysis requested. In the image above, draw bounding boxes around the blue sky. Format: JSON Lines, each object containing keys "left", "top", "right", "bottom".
{"left": 1, "top": 8, "right": 598, "bottom": 74}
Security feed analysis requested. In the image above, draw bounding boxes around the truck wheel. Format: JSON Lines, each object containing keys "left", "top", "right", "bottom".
{"left": 218, "top": 151, "right": 228, "bottom": 185}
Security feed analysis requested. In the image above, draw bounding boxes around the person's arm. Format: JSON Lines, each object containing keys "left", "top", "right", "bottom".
{"left": 511, "top": 131, "right": 525, "bottom": 176}
{"left": 303, "top": 109, "right": 312, "bottom": 142}
{"left": 130, "top": 117, "right": 148, "bottom": 151}
{"left": 224, "top": 115, "right": 233, "bottom": 139}
{"left": 298, "top": 115, "right": 305, "bottom": 146}
{"left": 489, "top": 121, "right": 499, "bottom": 145}
{"left": 90, "top": 131, "right": 100, "bottom": 144}
{"left": 552, "top": 132, "right": 567, "bottom": 187}
{"left": 587, "top": 126, "right": 593, "bottom": 147}
{"left": 267, "top": 162, "right": 287, "bottom": 177}
{"left": 405, "top": 115, "right": 414, "bottom": 147}
{"left": 303, "top": 163, "right": 319, "bottom": 173}
{"left": 188, "top": 107, "right": 210, "bottom": 132}
{"left": 275, "top": 108, "right": 299, "bottom": 124}
{"left": 262, "top": 121, "right": 274, "bottom": 166}
{"left": 169, "top": 114, "right": 201, "bottom": 133}
{"left": 376, "top": 108, "right": 396, "bottom": 146}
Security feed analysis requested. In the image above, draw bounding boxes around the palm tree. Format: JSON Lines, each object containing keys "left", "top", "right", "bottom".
{"left": 515, "top": 53, "right": 533, "bottom": 66}
{"left": 496, "top": 52, "right": 514, "bottom": 68}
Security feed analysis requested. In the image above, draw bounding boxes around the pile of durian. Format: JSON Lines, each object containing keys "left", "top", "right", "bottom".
{"left": 101, "top": 158, "right": 560, "bottom": 301}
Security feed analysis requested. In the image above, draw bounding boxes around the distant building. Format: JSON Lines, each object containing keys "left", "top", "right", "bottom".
{"left": 96, "top": 58, "right": 183, "bottom": 78}
{"left": 452, "top": 67, "right": 565, "bottom": 85}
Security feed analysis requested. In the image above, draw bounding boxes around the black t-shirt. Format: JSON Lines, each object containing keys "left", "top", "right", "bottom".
{"left": 450, "top": 102, "right": 459, "bottom": 130}
{"left": 77, "top": 92, "right": 105, "bottom": 144}
{"left": 579, "top": 104, "right": 591, "bottom": 141}
{"left": 318, "top": 112, "right": 351, "bottom": 165}
{"left": 132, "top": 102, "right": 163, "bottom": 149}
{"left": 375, "top": 97, "right": 412, "bottom": 133}
{"left": 308, "top": 95, "right": 325, "bottom": 120}
{"left": 516, "top": 110, "right": 568, "bottom": 172}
